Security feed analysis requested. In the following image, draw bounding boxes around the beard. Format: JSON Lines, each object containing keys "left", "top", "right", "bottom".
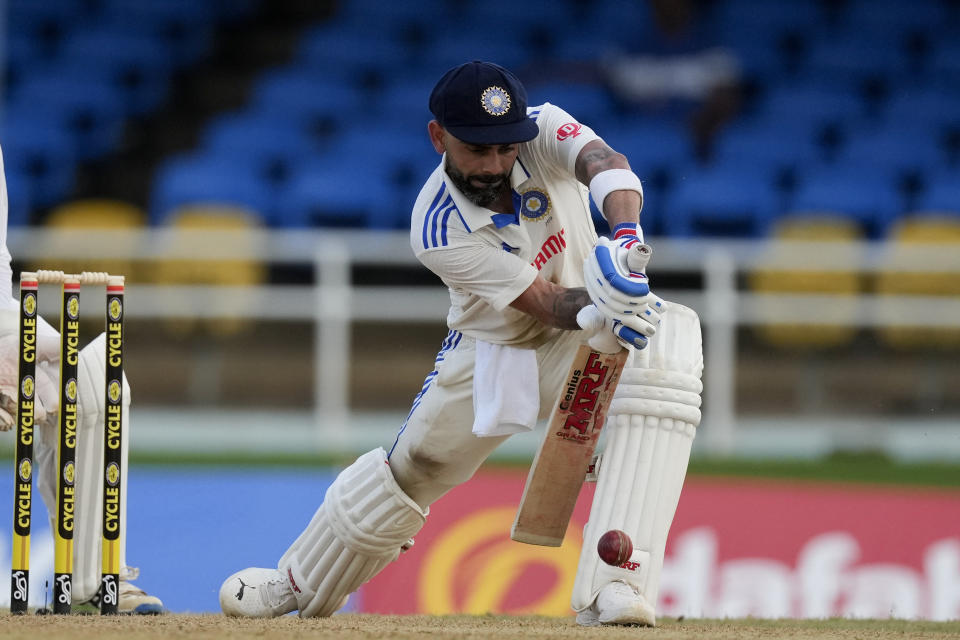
{"left": 445, "top": 163, "right": 510, "bottom": 208}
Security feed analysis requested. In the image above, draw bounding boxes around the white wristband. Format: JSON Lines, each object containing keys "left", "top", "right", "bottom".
{"left": 589, "top": 169, "right": 643, "bottom": 219}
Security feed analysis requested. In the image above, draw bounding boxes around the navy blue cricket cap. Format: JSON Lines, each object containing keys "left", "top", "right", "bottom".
{"left": 429, "top": 60, "right": 539, "bottom": 145}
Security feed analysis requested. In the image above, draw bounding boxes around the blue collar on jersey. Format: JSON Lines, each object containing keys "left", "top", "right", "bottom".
{"left": 490, "top": 190, "right": 523, "bottom": 228}
{"left": 489, "top": 158, "right": 532, "bottom": 228}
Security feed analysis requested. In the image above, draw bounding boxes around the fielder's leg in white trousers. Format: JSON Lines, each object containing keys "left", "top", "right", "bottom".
{"left": 572, "top": 304, "right": 704, "bottom": 627}
{"left": 35, "top": 332, "right": 164, "bottom": 613}
{"left": 220, "top": 330, "right": 584, "bottom": 618}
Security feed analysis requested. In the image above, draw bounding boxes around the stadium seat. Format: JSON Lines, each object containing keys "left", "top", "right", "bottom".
{"left": 250, "top": 69, "right": 370, "bottom": 131}
{"left": 58, "top": 30, "right": 175, "bottom": 115}
{"left": 96, "top": 0, "right": 220, "bottom": 66}
{"left": 526, "top": 82, "right": 617, "bottom": 129}
{"left": 748, "top": 213, "right": 863, "bottom": 349}
{"left": 150, "top": 154, "right": 273, "bottom": 224}
{"left": 274, "top": 157, "right": 400, "bottom": 229}
{"left": 789, "top": 165, "right": 902, "bottom": 238}
{"left": 201, "top": 111, "right": 321, "bottom": 186}
{"left": 915, "top": 172, "right": 960, "bottom": 212}
{"left": 42, "top": 199, "right": 147, "bottom": 282}
{"left": 0, "top": 113, "right": 77, "bottom": 208}
{"left": 9, "top": 73, "right": 127, "bottom": 160}
{"left": 3, "top": 167, "right": 33, "bottom": 228}
{"left": 874, "top": 215, "right": 960, "bottom": 349}
{"left": 663, "top": 163, "right": 780, "bottom": 237}
{"left": 152, "top": 204, "right": 268, "bottom": 337}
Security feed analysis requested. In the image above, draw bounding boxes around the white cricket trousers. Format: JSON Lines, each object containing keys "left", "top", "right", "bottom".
{"left": 387, "top": 328, "right": 583, "bottom": 510}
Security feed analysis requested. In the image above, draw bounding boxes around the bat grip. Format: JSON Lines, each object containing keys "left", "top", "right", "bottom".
{"left": 625, "top": 243, "right": 652, "bottom": 273}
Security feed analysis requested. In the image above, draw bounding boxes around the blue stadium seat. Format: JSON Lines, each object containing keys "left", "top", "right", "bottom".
{"left": 274, "top": 158, "right": 400, "bottom": 229}
{"left": 0, "top": 113, "right": 78, "bottom": 208}
{"left": 202, "top": 111, "right": 321, "bottom": 185}
{"left": 757, "top": 83, "right": 865, "bottom": 127}
{"left": 2, "top": 166, "right": 33, "bottom": 227}
{"left": 930, "top": 41, "right": 960, "bottom": 86}
{"left": 420, "top": 35, "right": 530, "bottom": 78}
{"left": 298, "top": 26, "right": 414, "bottom": 76}
{"left": 789, "top": 165, "right": 902, "bottom": 237}
{"left": 150, "top": 154, "right": 274, "bottom": 224}
{"left": 712, "top": 118, "right": 824, "bottom": 168}
{"left": 838, "top": 124, "right": 943, "bottom": 174}
{"left": 915, "top": 172, "right": 960, "bottom": 213}
{"left": 526, "top": 83, "right": 616, "bottom": 129}
{"left": 96, "top": 0, "right": 218, "bottom": 67}
{"left": 59, "top": 30, "right": 174, "bottom": 115}
{"left": 883, "top": 88, "right": 960, "bottom": 128}
{"left": 250, "top": 69, "right": 370, "bottom": 130}
{"left": 373, "top": 80, "right": 436, "bottom": 127}
{"left": 842, "top": 0, "right": 947, "bottom": 32}
{"left": 9, "top": 73, "right": 127, "bottom": 160}
{"left": 663, "top": 163, "right": 781, "bottom": 237}
{"left": 802, "top": 36, "right": 907, "bottom": 83}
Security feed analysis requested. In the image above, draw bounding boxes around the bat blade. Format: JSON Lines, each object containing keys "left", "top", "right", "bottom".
{"left": 511, "top": 344, "right": 627, "bottom": 546}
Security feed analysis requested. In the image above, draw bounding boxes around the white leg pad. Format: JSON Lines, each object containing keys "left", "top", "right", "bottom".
{"left": 279, "top": 447, "right": 427, "bottom": 618}
{"left": 73, "top": 333, "right": 132, "bottom": 603}
{"left": 572, "top": 304, "right": 703, "bottom": 617}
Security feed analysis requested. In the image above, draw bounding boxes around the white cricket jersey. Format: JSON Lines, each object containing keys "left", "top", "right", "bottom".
{"left": 410, "top": 103, "right": 601, "bottom": 348}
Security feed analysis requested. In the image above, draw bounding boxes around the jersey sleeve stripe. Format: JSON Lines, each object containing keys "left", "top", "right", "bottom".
{"left": 422, "top": 189, "right": 452, "bottom": 249}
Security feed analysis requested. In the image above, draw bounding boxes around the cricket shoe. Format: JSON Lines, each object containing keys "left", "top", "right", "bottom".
{"left": 575, "top": 580, "right": 656, "bottom": 627}
{"left": 220, "top": 568, "right": 298, "bottom": 618}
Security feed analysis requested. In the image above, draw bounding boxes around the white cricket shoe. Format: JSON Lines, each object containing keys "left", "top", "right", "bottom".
{"left": 220, "top": 568, "right": 298, "bottom": 618}
{"left": 575, "top": 580, "right": 656, "bottom": 627}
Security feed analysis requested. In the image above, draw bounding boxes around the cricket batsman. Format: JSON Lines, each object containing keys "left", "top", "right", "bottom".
{"left": 220, "top": 61, "right": 703, "bottom": 626}
{"left": 0, "top": 145, "right": 165, "bottom": 614}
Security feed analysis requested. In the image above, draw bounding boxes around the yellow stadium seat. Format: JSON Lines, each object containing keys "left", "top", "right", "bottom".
{"left": 875, "top": 214, "right": 960, "bottom": 349}
{"left": 152, "top": 205, "right": 268, "bottom": 338}
{"left": 41, "top": 199, "right": 147, "bottom": 281}
{"left": 748, "top": 213, "right": 863, "bottom": 349}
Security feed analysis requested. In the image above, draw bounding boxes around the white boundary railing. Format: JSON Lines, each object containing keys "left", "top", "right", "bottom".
{"left": 8, "top": 227, "right": 960, "bottom": 457}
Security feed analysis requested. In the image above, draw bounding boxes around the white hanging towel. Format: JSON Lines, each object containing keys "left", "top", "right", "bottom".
{"left": 471, "top": 340, "right": 540, "bottom": 437}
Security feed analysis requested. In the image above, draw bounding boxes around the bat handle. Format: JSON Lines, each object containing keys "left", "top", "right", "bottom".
{"left": 626, "top": 243, "right": 652, "bottom": 273}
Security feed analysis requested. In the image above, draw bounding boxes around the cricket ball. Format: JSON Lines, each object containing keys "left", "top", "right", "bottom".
{"left": 597, "top": 529, "right": 633, "bottom": 566}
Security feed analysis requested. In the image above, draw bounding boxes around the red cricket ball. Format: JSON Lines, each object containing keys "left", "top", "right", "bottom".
{"left": 597, "top": 529, "right": 633, "bottom": 566}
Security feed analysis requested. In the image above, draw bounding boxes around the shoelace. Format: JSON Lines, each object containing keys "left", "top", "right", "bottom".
{"left": 261, "top": 576, "right": 294, "bottom": 607}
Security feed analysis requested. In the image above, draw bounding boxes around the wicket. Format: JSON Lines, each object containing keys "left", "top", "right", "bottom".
{"left": 10, "top": 270, "right": 125, "bottom": 615}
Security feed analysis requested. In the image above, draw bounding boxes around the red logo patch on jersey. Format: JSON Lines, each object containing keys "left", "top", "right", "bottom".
{"left": 556, "top": 122, "right": 582, "bottom": 141}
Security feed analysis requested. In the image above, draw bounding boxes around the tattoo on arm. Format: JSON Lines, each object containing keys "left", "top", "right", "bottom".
{"left": 575, "top": 142, "right": 627, "bottom": 184}
{"left": 551, "top": 288, "right": 592, "bottom": 330}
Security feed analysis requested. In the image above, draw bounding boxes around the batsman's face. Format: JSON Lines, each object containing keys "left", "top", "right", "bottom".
{"left": 429, "top": 121, "right": 518, "bottom": 207}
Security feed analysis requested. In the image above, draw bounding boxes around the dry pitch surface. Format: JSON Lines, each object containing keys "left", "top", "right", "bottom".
{"left": 2, "top": 614, "right": 959, "bottom": 640}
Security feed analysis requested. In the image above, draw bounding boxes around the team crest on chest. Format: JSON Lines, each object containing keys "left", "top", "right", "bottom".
{"left": 520, "top": 188, "right": 551, "bottom": 221}
{"left": 481, "top": 86, "right": 511, "bottom": 116}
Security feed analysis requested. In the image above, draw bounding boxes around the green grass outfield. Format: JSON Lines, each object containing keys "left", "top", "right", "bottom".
{"left": 129, "top": 449, "right": 960, "bottom": 489}
{"left": 1, "top": 614, "right": 959, "bottom": 640}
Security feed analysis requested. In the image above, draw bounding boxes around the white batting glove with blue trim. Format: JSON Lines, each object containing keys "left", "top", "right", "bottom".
{"left": 583, "top": 232, "right": 665, "bottom": 341}
{"left": 576, "top": 304, "right": 648, "bottom": 352}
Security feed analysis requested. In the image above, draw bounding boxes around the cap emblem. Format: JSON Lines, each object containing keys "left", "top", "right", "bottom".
{"left": 480, "top": 86, "right": 511, "bottom": 116}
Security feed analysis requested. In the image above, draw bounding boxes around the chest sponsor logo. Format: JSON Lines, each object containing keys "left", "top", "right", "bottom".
{"left": 531, "top": 228, "right": 566, "bottom": 271}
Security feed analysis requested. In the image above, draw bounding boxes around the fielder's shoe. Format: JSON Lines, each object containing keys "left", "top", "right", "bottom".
{"left": 119, "top": 580, "right": 166, "bottom": 615}
{"left": 220, "top": 568, "right": 298, "bottom": 618}
{"left": 575, "top": 580, "right": 656, "bottom": 627}
{"left": 80, "top": 567, "right": 166, "bottom": 615}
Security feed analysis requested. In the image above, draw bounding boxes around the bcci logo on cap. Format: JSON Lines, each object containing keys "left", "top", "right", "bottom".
{"left": 481, "top": 86, "right": 511, "bottom": 116}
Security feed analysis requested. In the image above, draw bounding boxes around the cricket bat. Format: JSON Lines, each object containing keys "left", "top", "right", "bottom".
{"left": 511, "top": 344, "right": 628, "bottom": 546}
{"left": 511, "top": 242, "right": 650, "bottom": 547}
